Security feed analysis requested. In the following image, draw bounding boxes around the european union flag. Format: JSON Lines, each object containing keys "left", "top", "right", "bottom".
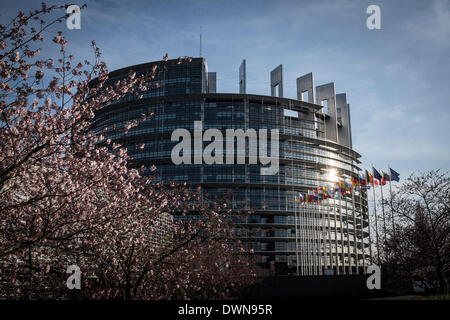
{"left": 373, "top": 167, "right": 382, "bottom": 180}
{"left": 389, "top": 168, "right": 400, "bottom": 182}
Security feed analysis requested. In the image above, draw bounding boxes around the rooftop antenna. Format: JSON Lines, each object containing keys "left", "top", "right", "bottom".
{"left": 199, "top": 26, "right": 202, "bottom": 57}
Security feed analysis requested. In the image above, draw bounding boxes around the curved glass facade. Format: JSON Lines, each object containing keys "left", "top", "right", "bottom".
{"left": 91, "top": 58, "right": 371, "bottom": 276}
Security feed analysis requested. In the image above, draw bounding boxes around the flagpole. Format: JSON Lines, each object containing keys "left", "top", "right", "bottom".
{"left": 305, "top": 200, "right": 309, "bottom": 276}
{"left": 314, "top": 201, "right": 319, "bottom": 275}
{"left": 305, "top": 201, "right": 310, "bottom": 276}
{"left": 295, "top": 195, "right": 299, "bottom": 276}
{"left": 311, "top": 118, "right": 319, "bottom": 276}
{"left": 311, "top": 198, "right": 317, "bottom": 276}
{"left": 358, "top": 182, "right": 367, "bottom": 273}
{"left": 388, "top": 166, "right": 396, "bottom": 242}
{"left": 344, "top": 99, "right": 355, "bottom": 275}
{"left": 388, "top": 167, "right": 397, "bottom": 276}
{"left": 289, "top": 123, "right": 296, "bottom": 276}
{"left": 326, "top": 189, "right": 333, "bottom": 272}
{"left": 306, "top": 203, "right": 310, "bottom": 276}
{"left": 371, "top": 167, "right": 381, "bottom": 264}
{"left": 322, "top": 197, "right": 328, "bottom": 273}
{"left": 388, "top": 179, "right": 395, "bottom": 231}
{"left": 338, "top": 192, "right": 346, "bottom": 275}
{"left": 344, "top": 184, "right": 352, "bottom": 275}
{"left": 379, "top": 175, "right": 387, "bottom": 245}
{"left": 333, "top": 194, "right": 339, "bottom": 275}
{"left": 299, "top": 200, "right": 303, "bottom": 276}
{"left": 351, "top": 181, "right": 359, "bottom": 274}
{"left": 320, "top": 105, "right": 331, "bottom": 275}
{"left": 311, "top": 199, "right": 318, "bottom": 275}
{"left": 301, "top": 201, "right": 305, "bottom": 276}
{"left": 316, "top": 201, "right": 321, "bottom": 275}
{"left": 314, "top": 200, "right": 319, "bottom": 275}
{"left": 365, "top": 186, "right": 374, "bottom": 266}
{"left": 317, "top": 198, "right": 322, "bottom": 275}
{"left": 301, "top": 158, "right": 306, "bottom": 276}
{"left": 308, "top": 202, "right": 312, "bottom": 276}
{"left": 313, "top": 168, "right": 320, "bottom": 275}
{"left": 318, "top": 200, "right": 324, "bottom": 275}
{"left": 305, "top": 163, "right": 310, "bottom": 276}
{"left": 322, "top": 97, "right": 331, "bottom": 276}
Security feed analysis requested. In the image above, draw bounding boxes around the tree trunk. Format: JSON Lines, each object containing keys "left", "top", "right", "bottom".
{"left": 436, "top": 262, "right": 446, "bottom": 294}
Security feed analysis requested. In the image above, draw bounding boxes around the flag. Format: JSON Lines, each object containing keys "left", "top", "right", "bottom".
{"left": 307, "top": 190, "right": 314, "bottom": 203}
{"left": 380, "top": 169, "right": 391, "bottom": 183}
{"left": 338, "top": 179, "right": 345, "bottom": 191}
{"left": 342, "top": 178, "right": 352, "bottom": 195}
{"left": 373, "top": 167, "right": 384, "bottom": 185}
{"left": 313, "top": 189, "right": 319, "bottom": 201}
{"left": 344, "top": 178, "right": 352, "bottom": 188}
{"left": 366, "top": 170, "right": 373, "bottom": 184}
{"left": 359, "top": 171, "right": 368, "bottom": 186}
{"left": 334, "top": 182, "right": 340, "bottom": 192}
{"left": 328, "top": 184, "right": 335, "bottom": 197}
{"left": 389, "top": 167, "right": 400, "bottom": 182}
{"left": 318, "top": 186, "right": 324, "bottom": 201}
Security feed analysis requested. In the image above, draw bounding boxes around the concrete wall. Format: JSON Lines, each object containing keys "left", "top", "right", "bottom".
{"left": 239, "top": 59, "right": 246, "bottom": 94}
{"left": 270, "top": 64, "right": 283, "bottom": 97}
{"left": 316, "top": 82, "right": 338, "bottom": 143}
{"left": 296, "top": 72, "right": 314, "bottom": 103}
{"left": 336, "top": 93, "right": 352, "bottom": 148}
{"left": 207, "top": 72, "right": 216, "bottom": 93}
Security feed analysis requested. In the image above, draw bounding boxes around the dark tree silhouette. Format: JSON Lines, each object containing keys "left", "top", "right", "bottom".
{"left": 383, "top": 170, "right": 449, "bottom": 294}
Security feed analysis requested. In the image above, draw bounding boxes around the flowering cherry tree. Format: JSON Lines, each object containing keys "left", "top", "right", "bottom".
{"left": 0, "top": 3, "right": 256, "bottom": 299}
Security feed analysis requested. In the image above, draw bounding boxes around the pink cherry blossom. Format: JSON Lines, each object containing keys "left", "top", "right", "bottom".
{"left": 0, "top": 3, "right": 256, "bottom": 300}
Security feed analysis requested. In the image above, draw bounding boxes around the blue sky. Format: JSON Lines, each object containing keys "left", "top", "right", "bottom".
{"left": 1, "top": 0, "right": 449, "bottom": 180}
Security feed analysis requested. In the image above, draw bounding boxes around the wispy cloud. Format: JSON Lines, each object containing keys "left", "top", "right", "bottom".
{"left": 1, "top": 0, "right": 449, "bottom": 176}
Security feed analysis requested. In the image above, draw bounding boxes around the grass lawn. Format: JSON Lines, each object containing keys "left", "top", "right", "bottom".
{"left": 412, "top": 294, "right": 450, "bottom": 300}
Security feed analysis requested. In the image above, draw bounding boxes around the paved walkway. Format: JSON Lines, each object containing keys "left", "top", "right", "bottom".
{"left": 369, "top": 295, "right": 421, "bottom": 300}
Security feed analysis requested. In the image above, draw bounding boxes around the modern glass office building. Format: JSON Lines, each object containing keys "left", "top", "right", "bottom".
{"left": 91, "top": 57, "right": 371, "bottom": 276}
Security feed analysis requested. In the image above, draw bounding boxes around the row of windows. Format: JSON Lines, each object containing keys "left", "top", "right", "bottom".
{"left": 200, "top": 187, "right": 363, "bottom": 212}
{"left": 143, "top": 164, "right": 324, "bottom": 185}
{"left": 104, "top": 62, "right": 206, "bottom": 105}
{"left": 236, "top": 228, "right": 350, "bottom": 239}
{"left": 95, "top": 100, "right": 318, "bottom": 136}
{"left": 241, "top": 213, "right": 356, "bottom": 226}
